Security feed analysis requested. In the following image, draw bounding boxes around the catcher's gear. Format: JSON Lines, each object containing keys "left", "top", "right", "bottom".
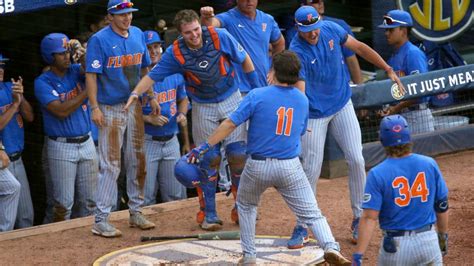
{"left": 187, "top": 142, "right": 211, "bottom": 164}
{"left": 438, "top": 232, "right": 448, "bottom": 256}
{"left": 380, "top": 115, "right": 411, "bottom": 147}
{"left": 174, "top": 155, "right": 206, "bottom": 188}
{"left": 40, "top": 33, "right": 70, "bottom": 65}
{"left": 352, "top": 253, "right": 363, "bottom": 266}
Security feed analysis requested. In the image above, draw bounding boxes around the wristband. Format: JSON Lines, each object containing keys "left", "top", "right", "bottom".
{"left": 245, "top": 70, "right": 259, "bottom": 89}
{"left": 131, "top": 92, "right": 139, "bottom": 97}
{"left": 177, "top": 112, "right": 187, "bottom": 117}
{"left": 90, "top": 105, "right": 99, "bottom": 111}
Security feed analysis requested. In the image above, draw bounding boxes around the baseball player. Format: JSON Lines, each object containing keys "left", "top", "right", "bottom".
{"left": 86, "top": 0, "right": 157, "bottom": 237}
{"left": 185, "top": 50, "right": 351, "bottom": 265}
{"left": 352, "top": 115, "right": 448, "bottom": 265}
{"left": 300, "top": 0, "right": 362, "bottom": 84}
{"left": 34, "top": 33, "right": 98, "bottom": 222}
{"left": 288, "top": 6, "right": 405, "bottom": 247}
{"left": 200, "top": 0, "right": 286, "bottom": 93}
{"left": 0, "top": 55, "right": 34, "bottom": 229}
{"left": 0, "top": 140, "right": 20, "bottom": 232}
{"left": 377, "top": 10, "right": 434, "bottom": 134}
{"left": 142, "top": 30, "right": 190, "bottom": 205}
{"left": 125, "top": 9, "right": 258, "bottom": 230}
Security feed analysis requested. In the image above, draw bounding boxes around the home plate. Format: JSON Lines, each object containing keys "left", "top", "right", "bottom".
{"left": 93, "top": 236, "right": 324, "bottom": 265}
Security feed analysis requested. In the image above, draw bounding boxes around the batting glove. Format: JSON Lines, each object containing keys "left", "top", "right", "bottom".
{"left": 187, "top": 142, "right": 211, "bottom": 164}
{"left": 352, "top": 253, "right": 363, "bottom": 266}
{"left": 438, "top": 232, "right": 448, "bottom": 256}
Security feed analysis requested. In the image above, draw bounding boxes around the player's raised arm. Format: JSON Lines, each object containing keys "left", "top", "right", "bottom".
{"left": 200, "top": 6, "right": 221, "bottom": 27}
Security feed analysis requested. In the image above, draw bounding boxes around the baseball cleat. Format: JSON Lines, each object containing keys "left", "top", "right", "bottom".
{"left": 287, "top": 225, "right": 309, "bottom": 249}
{"left": 92, "top": 221, "right": 122, "bottom": 238}
{"left": 323, "top": 249, "right": 352, "bottom": 265}
{"left": 237, "top": 255, "right": 257, "bottom": 265}
{"left": 351, "top": 218, "right": 360, "bottom": 244}
{"left": 200, "top": 214, "right": 223, "bottom": 231}
{"left": 129, "top": 212, "right": 155, "bottom": 230}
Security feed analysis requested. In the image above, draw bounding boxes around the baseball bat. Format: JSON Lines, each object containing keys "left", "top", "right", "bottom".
{"left": 140, "top": 231, "right": 240, "bottom": 242}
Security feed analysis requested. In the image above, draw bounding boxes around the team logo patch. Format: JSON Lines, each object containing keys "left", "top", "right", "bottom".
{"left": 397, "top": 0, "right": 474, "bottom": 42}
{"left": 409, "top": 70, "right": 420, "bottom": 75}
{"left": 262, "top": 23, "right": 267, "bottom": 32}
{"left": 148, "top": 31, "right": 154, "bottom": 40}
{"left": 51, "top": 90, "right": 59, "bottom": 97}
{"left": 198, "top": 60, "right": 209, "bottom": 68}
{"left": 307, "top": 13, "right": 313, "bottom": 21}
{"left": 363, "top": 193, "right": 371, "bottom": 203}
{"left": 64, "top": 0, "right": 77, "bottom": 5}
{"left": 91, "top": 60, "right": 101, "bottom": 69}
{"left": 390, "top": 83, "right": 404, "bottom": 100}
{"left": 328, "top": 39, "right": 334, "bottom": 50}
{"left": 392, "top": 124, "right": 402, "bottom": 132}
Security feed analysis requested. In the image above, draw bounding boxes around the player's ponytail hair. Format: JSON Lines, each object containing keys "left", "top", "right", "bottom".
{"left": 272, "top": 50, "right": 301, "bottom": 85}
{"left": 174, "top": 9, "right": 200, "bottom": 32}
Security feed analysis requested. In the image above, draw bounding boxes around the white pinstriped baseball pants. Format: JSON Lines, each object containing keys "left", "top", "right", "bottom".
{"left": 7, "top": 157, "right": 34, "bottom": 228}
{"left": 47, "top": 136, "right": 98, "bottom": 221}
{"left": 237, "top": 157, "right": 340, "bottom": 257}
{"left": 144, "top": 135, "right": 186, "bottom": 205}
{"left": 191, "top": 90, "right": 246, "bottom": 146}
{"left": 301, "top": 100, "right": 366, "bottom": 218}
{"left": 95, "top": 102, "right": 146, "bottom": 222}
{"left": 378, "top": 229, "right": 442, "bottom": 266}
{"left": 0, "top": 168, "right": 20, "bottom": 231}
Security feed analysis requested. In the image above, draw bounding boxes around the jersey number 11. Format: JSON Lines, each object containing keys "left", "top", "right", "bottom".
{"left": 275, "top": 107, "right": 293, "bottom": 136}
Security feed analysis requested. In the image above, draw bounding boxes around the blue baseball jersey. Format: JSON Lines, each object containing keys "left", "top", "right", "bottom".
{"left": 388, "top": 41, "right": 430, "bottom": 104}
{"left": 142, "top": 74, "right": 187, "bottom": 136}
{"left": 363, "top": 153, "right": 448, "bottom": 230}
{"left": 35, "top": 64, "right": 91, "bottom": 137}
{"left": 0, "top": 82, "right": 24, "bottom": 154}
{"left": 86, "top": 25, "right": 151, "bottom": 105}
{"left": 290, "top": 21, "right": 351, "bottom": 118}
{"left": 147, "top": 27, "right": 247, "bottom": 103}
{"left": 229, "top": 85, "right": 308, "bottom": 159}
{"left": 216, "top": 7, "right": 282, "bottom": 93}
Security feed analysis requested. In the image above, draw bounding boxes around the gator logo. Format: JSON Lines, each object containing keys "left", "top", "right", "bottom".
{"left": 397, "top": 0, "right": 474, "bottom": 42}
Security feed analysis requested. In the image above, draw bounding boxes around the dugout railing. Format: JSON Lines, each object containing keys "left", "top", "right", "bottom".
{"left": 321, "top": 64, "right": 474, "bottom": 178}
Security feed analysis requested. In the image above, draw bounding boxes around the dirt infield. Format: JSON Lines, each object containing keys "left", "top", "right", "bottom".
{"left": 0, "top": 150, "right": 472, "bottom": 265}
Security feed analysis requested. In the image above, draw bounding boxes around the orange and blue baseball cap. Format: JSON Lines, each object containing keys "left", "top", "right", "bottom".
{"left": 143, "top": 31, "right": 163, "bottom": 46}
{"left": 107, "top": 0, "right": 138, "bottom": 15}
{"left": 378, "top": 10, "right": 413, "bottom": 29}
{"left": 294, "top": 6, "right": 322, "bottom": 32}
{"left": 379, "top": 115, "right": 411, "bottom": 147}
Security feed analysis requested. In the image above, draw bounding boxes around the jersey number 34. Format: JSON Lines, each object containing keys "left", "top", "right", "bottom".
{"left": 275, "top": 107, "right": 293, "bottom": 136}
{"left": 392, "top": 172, "right": 429, "bottom": 207}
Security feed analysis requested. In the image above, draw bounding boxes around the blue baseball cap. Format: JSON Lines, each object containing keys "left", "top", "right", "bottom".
{"left": 143, "top": 30, "right": 163, "bottom": 46}
{"left": 107, "top": 0, "right": 138, "bottom": 15}
{"left": 0, "top": 54, "right": 9, "bottom": 63}
{"left": 294, "top": 6, "right": 322, "bottom": 32}
{"left": 40, "top": 33, "right": 70, "bottom": 65}
{"left": 379, "top": 115, "right": 411, "bottom": 147}
{"left": 378, "top": 10, "right": 413, "bottom": 29}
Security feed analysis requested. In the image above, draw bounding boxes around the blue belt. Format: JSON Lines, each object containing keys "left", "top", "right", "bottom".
{"left": 384, "top": 224, "right": 433, "bottom": 237}
{"left": 250, "top": 154, "right": 296, "bottom": 161}
{"left": 49, "top": 135, "right": 90, "bottom": 144}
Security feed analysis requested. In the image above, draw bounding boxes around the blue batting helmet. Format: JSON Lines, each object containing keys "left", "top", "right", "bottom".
{"left": 40, "top": 33, "right": 70, "bottom": 65}
{"left": 143, "top": 30, "right": 163, "bottom": 46}
{"left": 380, "top": 115, "right": 411, "bottom": 147}
{"left": 174, "top": 155, "right": 206, "bottom": 188}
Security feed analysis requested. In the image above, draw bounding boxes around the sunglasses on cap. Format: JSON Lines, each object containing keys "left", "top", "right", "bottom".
{"left": 108, "top": 2, "right": 134, "bottom": 11}
{"left": 295, "top": 15, "right": 321, "bottom": 26}
{"left": 382, "top": 15, "right": 408, "bottom": 26}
